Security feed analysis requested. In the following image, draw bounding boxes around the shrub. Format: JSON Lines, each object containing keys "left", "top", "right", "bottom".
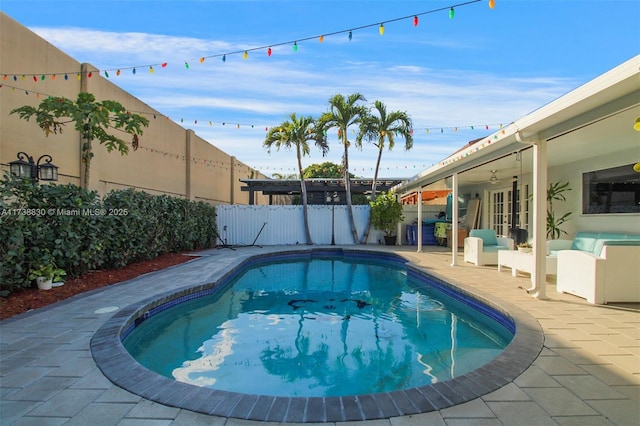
{"left": 0, "top": 175, "right": 217, "bottom": 295}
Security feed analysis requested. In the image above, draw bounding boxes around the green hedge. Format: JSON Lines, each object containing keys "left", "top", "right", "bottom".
{"left": 0, "top": 175, "right": 217, "bottom": 296}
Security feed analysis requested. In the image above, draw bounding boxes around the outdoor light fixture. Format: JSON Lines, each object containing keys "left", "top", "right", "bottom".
{"left": 9, "top": 151, "right": 59, "bottom": 182}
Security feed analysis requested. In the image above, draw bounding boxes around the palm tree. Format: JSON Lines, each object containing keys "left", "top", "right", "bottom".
{"left": 357, "top": 100, "right": 413, "bottom": 243}
{"left": 318, "top": 93, "right": 368, "bottom": 244}
{"left": 264, "top": 113, "right": 328, "bottom": 245}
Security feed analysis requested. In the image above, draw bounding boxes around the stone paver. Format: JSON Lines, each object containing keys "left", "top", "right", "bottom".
{"left": 1, "top": 246, "right": 638, "bottom": 425}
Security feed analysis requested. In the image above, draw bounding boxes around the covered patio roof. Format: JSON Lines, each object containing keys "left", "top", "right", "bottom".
{"left": 393, "top": 54, "right": 640, "bottom": 300}
{"left": 394, "top": 55, "right": 640, "bottom": 194}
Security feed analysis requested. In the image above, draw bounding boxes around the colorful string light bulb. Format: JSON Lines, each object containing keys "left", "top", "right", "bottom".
{"left": 413, "top": 16, "right": 419, "bottom": 27}
{"left": 348, "top": 31, "right": 353, "bottom": 41}
{"left": 379, "top": 23, "right": 385, "bottom": 35}
{"left": 243, "top": 51, "right": 248, "bottom": 60}
{"left": 222, "top": 55, "right": 226, "bottom": 62}
{"left": 293, "top": 42, "right": 298, "bottom": 52}
{"left": 319, "top": 35, "right": 324, "bottom": 42}
{"left": 489, "top": 0, "right": 495, "bottom": 9}
{"left": 449, "top": 7, "right": 455, "bottom": 19}
{"left": 267, "top": 47, "right": 272, "bottom": 56}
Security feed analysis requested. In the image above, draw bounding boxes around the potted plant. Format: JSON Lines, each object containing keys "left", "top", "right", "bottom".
{"left": 369, "top": 191, "right": 404, "bottom": 245}
{"left": 546, "top": 181, "right": 572, "bottom": 240}
{"left": 517, "top": 242, "right": 533, "bottom": 253}
{"left": 28, "top": 264, "right": 56, "bottom": 290}
{"left": 28, "top": 260, "right": 66, "bottom": 291}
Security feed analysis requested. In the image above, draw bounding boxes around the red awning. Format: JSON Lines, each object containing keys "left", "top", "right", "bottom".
{"left": 401, "top": 190, "right": 450, "bottom": 204}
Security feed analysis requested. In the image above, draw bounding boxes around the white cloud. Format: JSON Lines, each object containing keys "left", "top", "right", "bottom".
{"left": 27, "top": 26, "right": 575, "bottom": 178}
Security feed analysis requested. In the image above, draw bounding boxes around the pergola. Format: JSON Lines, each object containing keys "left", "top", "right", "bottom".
{"left": 240, "top": 178, "right": 405, "bottom": 205}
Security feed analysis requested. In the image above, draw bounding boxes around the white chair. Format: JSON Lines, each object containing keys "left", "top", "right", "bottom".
{"left": 464, "top": 229, "right": 514, "bottom": 266}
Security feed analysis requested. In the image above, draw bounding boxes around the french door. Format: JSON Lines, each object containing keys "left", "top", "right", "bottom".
{"left": 488, "top": 185, "right": 529, "bottom": 237}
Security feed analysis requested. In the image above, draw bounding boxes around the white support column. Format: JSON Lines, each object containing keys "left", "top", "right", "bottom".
{"left": 395, "top": 192, "right": 401, "bottom": 246}
{"left": 530, "top": 139, "right": 548, "bottom": 299}
{"left": 451, "top": 173, "right": 459, "bottom": 266}
{"left": 417, "top": 187, "right": 423, "bottom": 253}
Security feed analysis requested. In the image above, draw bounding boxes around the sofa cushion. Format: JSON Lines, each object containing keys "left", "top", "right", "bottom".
{"left": 571, "top": 232, "right": 640, "bottom": 256}
{"left": 470, "top": 229, "right": 498, "bottom": 246}
{"left": 593, "top": 238, "right": 640, "bottom": 257}
{"left": 484, "top": 245, "right": 511, "bottom": 253}
{"left": 571, "top": 232, "right": 599, "bottom": 252}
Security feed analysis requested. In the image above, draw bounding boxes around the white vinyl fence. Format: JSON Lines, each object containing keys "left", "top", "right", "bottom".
{"left": 216, "top": 204, "right": 384, "bottom": 246}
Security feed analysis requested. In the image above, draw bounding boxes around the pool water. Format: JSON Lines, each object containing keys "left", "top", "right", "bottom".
{"left": 124, "top": 255, "right": 512, "bottom": 397}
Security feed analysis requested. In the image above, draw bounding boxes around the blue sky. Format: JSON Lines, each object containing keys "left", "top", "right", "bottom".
{"left": 2, "top": 0, "right": 639, "bottom": 178}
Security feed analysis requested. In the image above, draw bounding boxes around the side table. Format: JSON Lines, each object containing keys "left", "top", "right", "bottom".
{"left": 498, "top": 250, "right": 557, "bottom": 283}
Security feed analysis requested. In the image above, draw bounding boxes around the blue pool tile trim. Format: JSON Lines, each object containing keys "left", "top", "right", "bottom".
{"left": 407, "top": 266, "right": 516, "bottom": 335}
{"left": 92, "top": 247, "right": 543, "bottom": 423}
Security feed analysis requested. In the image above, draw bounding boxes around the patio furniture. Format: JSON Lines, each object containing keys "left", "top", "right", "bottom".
{"left": 464, "top": 229, "right": 514, "bottom": 266}
{"left": 554, "top": 232, "right": 640, "bottom": 304}
{"left": 498, "top": 250, "right": 557, "bottom": 283}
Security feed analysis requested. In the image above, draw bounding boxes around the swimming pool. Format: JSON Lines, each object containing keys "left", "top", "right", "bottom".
{"left": 92, "top": 248, "right": 543, "bottom": 422}
{"left": 123, "top": 253, "right": 512, "bottom": 397}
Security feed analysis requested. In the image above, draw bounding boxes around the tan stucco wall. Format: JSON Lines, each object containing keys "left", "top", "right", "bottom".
{"left": 1, "top": 12, "right": 268, "bottom": 205}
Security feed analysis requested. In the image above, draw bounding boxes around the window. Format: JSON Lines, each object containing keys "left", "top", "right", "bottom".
{"left": 582, "top": 163, "right": 640, "bottom": 214}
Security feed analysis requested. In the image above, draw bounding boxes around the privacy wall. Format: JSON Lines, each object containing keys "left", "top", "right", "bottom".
{"left": 0, "top": 12, "right": 268, "bottom": 205}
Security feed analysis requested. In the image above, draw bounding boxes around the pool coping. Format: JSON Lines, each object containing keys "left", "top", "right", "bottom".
{"left": 90, "top": 247, "right": 544, "bottom": 423}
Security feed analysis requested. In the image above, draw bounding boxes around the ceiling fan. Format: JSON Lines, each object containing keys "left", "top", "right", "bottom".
{"left": 488, "top": 170, "right": 500, "bottom": 185}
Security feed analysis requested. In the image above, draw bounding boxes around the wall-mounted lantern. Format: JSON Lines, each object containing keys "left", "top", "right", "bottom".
{"left": 9, "top": 152, "right": 58, "bottom": 181}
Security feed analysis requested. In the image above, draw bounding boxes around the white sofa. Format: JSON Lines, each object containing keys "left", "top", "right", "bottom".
{"left": 554, "top": 232, "right": 640, "bottom": 304}
{"left": 464, "top": 229, "right": 514, "bottom": 266}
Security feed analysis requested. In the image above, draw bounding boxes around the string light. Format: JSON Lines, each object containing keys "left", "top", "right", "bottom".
{"left": 0, "top": 77, "right": 510, "bottom": 143}
{"left": 293, "top": 42, "right": 298, "bottom": 52}
{"left": 2, "top": 1, "right": 488, "bottom": 79}
{"left": 267, "top": 47, "right": 272, "bottom": 56}
{"left": 243, "top": 51, "right": 248, "bottom": 60}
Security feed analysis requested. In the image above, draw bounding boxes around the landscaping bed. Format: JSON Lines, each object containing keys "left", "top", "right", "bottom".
{"left": 0, "top": 252, "right": 195, "bottom": 320}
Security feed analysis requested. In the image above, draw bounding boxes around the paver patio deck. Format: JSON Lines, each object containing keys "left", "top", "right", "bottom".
{"left": 1, "top": 245, "right": 638, "bottom": 425}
